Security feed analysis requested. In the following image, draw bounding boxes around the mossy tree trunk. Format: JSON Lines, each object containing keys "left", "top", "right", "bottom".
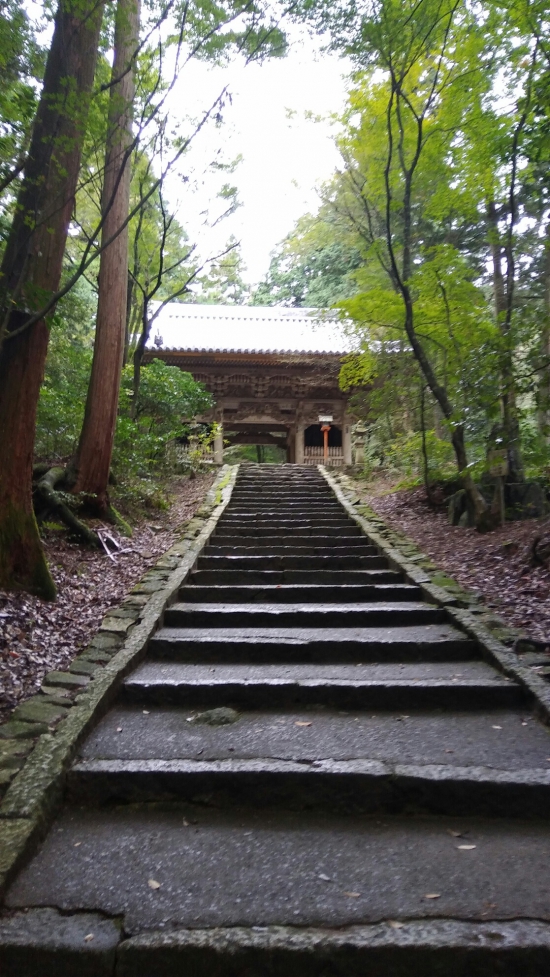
{"left": 0, "top": 0, "right": 104, "bottom": 598}
{"left": 72, "top": 0, "right": 140, "bottom": 514}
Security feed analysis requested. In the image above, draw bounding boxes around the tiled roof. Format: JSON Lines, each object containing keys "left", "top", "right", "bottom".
{"left": 145, "top": 303, "right": 352, "bottom": 354}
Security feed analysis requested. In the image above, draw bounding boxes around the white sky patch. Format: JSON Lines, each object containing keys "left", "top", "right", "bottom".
{"left": 164, "top": 31, "right": 351, "bottom": 284}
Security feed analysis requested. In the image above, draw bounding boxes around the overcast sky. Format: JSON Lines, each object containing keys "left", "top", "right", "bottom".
{"left": 166, "top": 31, "right": 351, "bottom": 285}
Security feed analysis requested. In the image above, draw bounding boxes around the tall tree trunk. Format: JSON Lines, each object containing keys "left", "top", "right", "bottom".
{"left": 538, "top": 221, "right": 550, "bottom": 439}
{"left": 0, "top": 0, "right": 104, "bottom": 597}
{"left": 400, "top": 290, "right": 491, "bottom": 527}
{"left": 487, "top": 200, "right": 525, "bottom": 483}
{"left": 73, "top": 0, "right": 140, "bottom": 513}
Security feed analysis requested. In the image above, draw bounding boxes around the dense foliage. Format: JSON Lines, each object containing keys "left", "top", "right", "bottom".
{"left": 36, "top": 294, "right": 212, "bottom": 506}
{"left": 261, "top": 0, "right": 550, "bottom": 495}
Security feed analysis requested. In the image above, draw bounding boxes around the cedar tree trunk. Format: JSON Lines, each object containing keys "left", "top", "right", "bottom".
{"left": 73, "top": 0, "right": 140, "bottom": 512}
{"left": 0, "top": 0, "right": 104, "bottom": 597}
{"left": 538, "top": 221, "right": 550, "bottom": 438}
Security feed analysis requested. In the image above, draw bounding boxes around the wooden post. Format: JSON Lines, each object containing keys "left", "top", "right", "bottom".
{"left": 321, "top": 424, "right": 331, "bottom": 465}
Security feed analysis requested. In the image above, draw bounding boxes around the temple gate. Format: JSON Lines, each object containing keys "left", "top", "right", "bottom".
{"left": 142, "top": 304, "right": 353, "bottom": 466}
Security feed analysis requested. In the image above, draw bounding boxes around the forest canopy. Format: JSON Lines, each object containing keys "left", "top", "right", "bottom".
{"left": 253, "top": 0, "right": 550, "bottom": 513}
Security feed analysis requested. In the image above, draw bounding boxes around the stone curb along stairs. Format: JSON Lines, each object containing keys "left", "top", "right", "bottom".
{"left": 322, "top": 467, "right": 550, "bottom": 724}
{"left": 2, "top": 462, "right": 550, "bottom": 976}
{"left": 0, "top": 465, "right": 239, "bottom": 898}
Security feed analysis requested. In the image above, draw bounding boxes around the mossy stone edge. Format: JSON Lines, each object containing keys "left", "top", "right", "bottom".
{"left": 0, "top": 464, "right": 239, "bottom": 900}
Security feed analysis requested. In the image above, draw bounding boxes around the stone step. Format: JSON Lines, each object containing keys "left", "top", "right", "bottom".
{"left": 217, "top": 518, "right": 356, "bottom": 530}
{"left": 67, "top": 754, "right": 550, "bottom": 816}
{"left": 203, "top": 546, "right": 380, "bottom": 558}
{"left": 233, "top": 480, "right": 334, "bottom": 498}
{"left": 196, "top": 555, "right": 389, "bottom": 571}
{"left": 220, "top": 511, "right": 354, "bottom": 520}
{"left": 149, "top": 624, "right": 478, "bottom": 663}
{"left": 121, "top": 660, "right": 523, "bottom": 710}
{"left": 229, "top": 497, "right": 337, "bottom": 505}
{"left": 180, "top": 583, "right": 424, "bottom": 603}
{"left": 233, "top": 492, "right": 333, "bottom": 499}
{"left": 9, "top": 805, "right": 550, "bottom": 975}
{"left": 164, "top": 601, "right": 444, "bottom": 629}
{"left": 190, "top": 569, "right": 404, "bottom": 585}
{"left": 225, "top": 508, "right": 350, "bottom": 518}
{"left": 210, "top": 535, "right": 370, "bottom": 548}
{"left": 213, "top": 525, "right": 363, "bottom": 537}
{"left": 231, "top": 488, "right": 335, "bottom": 496}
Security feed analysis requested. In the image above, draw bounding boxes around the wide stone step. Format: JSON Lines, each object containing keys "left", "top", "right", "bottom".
{"left": 229, "top": 498, "right": 337, "bottom": 506}
{"left": 180, "top": 583, "right": 424, "bottom": 603}
{"left": 217, "top": 520, "right": 356, "bottom": 532}
{"left": 231, "top": 490, "right": 335, "bottom": 498}
{"left": 71, "top": 686, "right": 542, "bottom": 815}
{"left": 67, "top": 753, "right": 550, "bottom": 816}
{"left": 196, "top": 555, "right": 389, "bottom": 570}
{"left": 210, "top": 535, "right": 371, "bottom": 548}
{"left": 225, "top": 505, "right": 346, "bottom": 515}
{"left": 149, "top": 624, "right": 477, "bottom": 663}
{"left": 190, "top": 569, "right": 403, "bottom": 585}
{"left": 214, "top": 525, "right": 363, "bottom": 537}
{"left": 102, "top": 920, "right": 550, "bottom": 976}
{"left": 121, "top": 660, "right": 523, "bottom": 710}
{"left": 11, "top": 805, "right": 550, "bottom": 974}
{"left": 219, "top": 516, "right": 355, "bottom": 526}
{"left": 205, "top": 545, "right": 379, "bottom": 557}
{"left": 164, "top": 601, "right": 444, "bottom": 629}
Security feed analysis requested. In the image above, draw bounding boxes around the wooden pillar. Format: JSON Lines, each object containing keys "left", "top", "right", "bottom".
{"left": 295, "top": 423, "right": 305, "bottom": 464}
{"left": 288, "top": 428, "right": 296, "bottom": 464}
{"left": 343, "top": 416, "right": 352, "bottom": 466}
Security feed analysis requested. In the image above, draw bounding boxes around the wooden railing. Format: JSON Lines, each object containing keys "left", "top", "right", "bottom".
{"left": 303, "top": 446, "right": 344, "bottom": 467}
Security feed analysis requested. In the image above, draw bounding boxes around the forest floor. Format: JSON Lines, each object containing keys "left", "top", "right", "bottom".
{"left": 358, "top": 479, "right": 550, "bottom": 646}
{"left": 0, "top": 472, "right": 214, "bottom": 724}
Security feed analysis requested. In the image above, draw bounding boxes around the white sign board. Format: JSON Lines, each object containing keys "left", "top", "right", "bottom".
{"left": 318, "top": 415, "right": 333, "bottom": 423}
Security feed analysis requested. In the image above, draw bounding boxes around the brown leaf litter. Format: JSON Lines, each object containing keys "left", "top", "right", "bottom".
{"left": 0, "top": 474, "right": 214, "bottom": 724}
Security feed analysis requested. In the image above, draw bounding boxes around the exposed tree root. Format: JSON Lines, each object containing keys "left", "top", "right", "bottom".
{"left": 34, "top": 467, "right": 101, "bottom": 547}
{"left": 103, "top": 504, "right": 132, "bottom": 537}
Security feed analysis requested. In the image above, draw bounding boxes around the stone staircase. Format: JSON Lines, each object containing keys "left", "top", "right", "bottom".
{"left": 4, "top": 464, "right": 550, "bottom": 975}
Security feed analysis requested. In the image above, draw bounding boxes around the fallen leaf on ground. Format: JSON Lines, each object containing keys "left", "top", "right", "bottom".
{"left": 73, "top": 842, "right": 82, "bottom": 847}
{"left": 492, "top": 725, "right": 502, "bottom": 730}
{"left": 318, "top": 873, "right": 332, "bottom": 882}
{"left": 295, "top": 721, "right": 312, "bottom": 727}
{"left": 148, "top": 879, "right": 161, "bottom": 890}
{"left": 84, "top": 934, "right": 94, "bottom": 942}
{"left": 389, "top": 921, "right": 404, "bottom": 929}
{"left": 116, "top": 727, "right": 123, "bottom": 733}
{"left": 424, "top": 893, "right": 441, "bottom": 899}
{"left": 457, "top": 844, "right": 477, "bottom": 850}
{"left": 343, "top": 891, "right": 361, "bottom": 898}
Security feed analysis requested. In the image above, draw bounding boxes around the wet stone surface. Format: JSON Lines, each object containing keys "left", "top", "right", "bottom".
{"left": 7, "top": 806, "right": 550, "bottom": 933}
{"left": 78, "top": 704, "right": 550, "bottom": 770}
